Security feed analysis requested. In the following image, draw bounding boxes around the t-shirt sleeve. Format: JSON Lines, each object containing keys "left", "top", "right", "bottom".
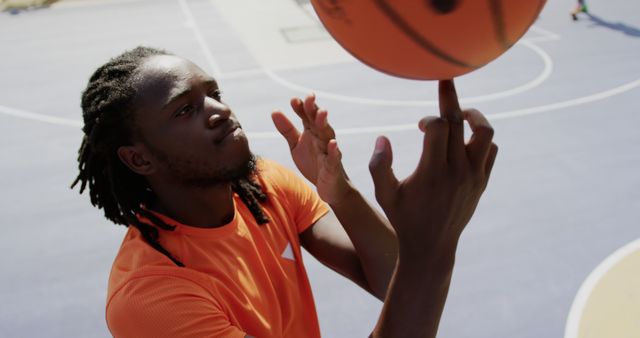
{"left": 107, "top": 275, "right": 246, "bottom": 338}
{"left": 260, "top": 159, "right": 330, "bottom": 234}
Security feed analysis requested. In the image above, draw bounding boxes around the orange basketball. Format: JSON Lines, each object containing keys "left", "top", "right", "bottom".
{"left": 311, "top": 0, "right": 546, "bottom": 80}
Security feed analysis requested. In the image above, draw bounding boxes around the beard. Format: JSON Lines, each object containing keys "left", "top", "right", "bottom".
{"left": 151, "top": 147, "right": 258, "bottom": 188}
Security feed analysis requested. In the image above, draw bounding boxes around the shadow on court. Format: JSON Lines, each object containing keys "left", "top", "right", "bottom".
{"left": 586, "top": 13, "right": 640, "bottom": 38}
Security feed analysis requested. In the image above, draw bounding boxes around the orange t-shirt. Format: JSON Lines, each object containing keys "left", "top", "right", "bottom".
{"left": 106, "top": 159, "right": 329, "bottom": 338}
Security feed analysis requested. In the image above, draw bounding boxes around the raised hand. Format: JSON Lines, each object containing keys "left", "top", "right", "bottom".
{"left": 368, "top": 79, "right": 498, "bottom": 257}
{"left": 271, "top": 94, "right": 350, "bottom": 204}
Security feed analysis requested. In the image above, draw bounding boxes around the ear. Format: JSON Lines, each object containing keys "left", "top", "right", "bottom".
{"left": 117, "top": 145, "right": 156, "bottom": 176}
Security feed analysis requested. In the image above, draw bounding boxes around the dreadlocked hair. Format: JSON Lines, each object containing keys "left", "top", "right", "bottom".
{"left": 71, "top": 46, "right": 269, "bottom": 267}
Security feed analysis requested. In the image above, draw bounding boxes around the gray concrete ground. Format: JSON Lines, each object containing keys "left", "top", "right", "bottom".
{"left": 1, "top": 0, "right": 639, "bottom": 337}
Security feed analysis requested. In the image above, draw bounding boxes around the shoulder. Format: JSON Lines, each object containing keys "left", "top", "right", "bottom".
{"left": 255, "top": 158, "right": 296, "bottom": 186}
{"left": 107, "top": 269, "right": 215, "bottom": 312}
{"left": 106, "top": 270, "right": 243, "bottom": 338}
{"left": 254, "top": 158, "right": 329, "bottom": 233}
{"left": 107, "top": 227, "right": 207, "bottom": 303}
{"left": 255, "top": 158, "right": 309, "bottom": 197}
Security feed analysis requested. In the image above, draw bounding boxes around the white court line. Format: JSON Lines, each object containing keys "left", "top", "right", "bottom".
{"left": 487, "top": 77, "right": 640, "bottom": 120}
{"left": 184, "top": 0, "right": 553, "bottom": 107}
{"left": 5, "top": 77, "right": 637, "bottom": 133}
{"left": 0, "top": 104, "right": 81, "bottom": 128}
{"left": 178, "top": 0, "right": 223, "bottom": 78}
{"left": 564, "top": 237, "right": 640, "bottom": 338}
{"left": 527, "top": 25, "right": 562, "bottom": 42}
{"left": 263, "top": 38, "right": 553, "bottom": 107}
{"left": 221, "top": 24, "right": 558, "bottom": 80}
{"left": 248, "top": 77, "right": 640, "bottom": 139}
{"left": 1, "top": 3, "right": 638, "bottom": 136}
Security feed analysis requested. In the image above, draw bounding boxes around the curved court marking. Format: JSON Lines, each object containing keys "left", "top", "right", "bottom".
{"left": 0, "top": 1, "right": 638, "bottom": 136}
{"left": 0, "top": 104, "right": 82, "bottom": 128}
{"left": 250, "top": 77, "right": 640, "bottom": 138}
{"left": 264, "top": 38, "right": 553, "bottom": 107}
{"left": 564, "top": 237, "right": 640, "bottom": 338}
{"left": 1, "top": 76, "right": 640, "bottom": 137}
{"left": 178, "top": 0, "right": 222, "bottom": 78}
{"left": 527, "top": 25, "right": 561, "bottom": 42}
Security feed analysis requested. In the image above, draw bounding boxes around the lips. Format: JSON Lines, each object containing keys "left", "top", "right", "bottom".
{"left": 214, "top": 121, "right": 240, "bottom": 144}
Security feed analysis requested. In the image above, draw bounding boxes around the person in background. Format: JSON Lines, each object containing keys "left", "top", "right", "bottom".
{"left": 572, "top": 0, "right": 589, "bottom": 21}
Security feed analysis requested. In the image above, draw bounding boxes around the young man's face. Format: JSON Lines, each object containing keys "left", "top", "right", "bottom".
{"left": 127, "top": 54, "right": 254, "bottom": 187}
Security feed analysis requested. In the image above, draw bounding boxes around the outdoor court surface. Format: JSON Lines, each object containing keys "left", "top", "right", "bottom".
{"left": 1, "top": 0, "right": 639, "bottom": 337}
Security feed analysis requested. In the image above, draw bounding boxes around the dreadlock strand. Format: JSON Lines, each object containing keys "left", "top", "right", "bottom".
{"left": 124, "top": 212, "right": 185, "bottom": 267}
{"left": 233, "top": 178, "right": 269, "bottom": 225}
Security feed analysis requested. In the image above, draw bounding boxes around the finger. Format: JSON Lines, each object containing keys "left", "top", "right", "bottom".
{"left": 484, "top": 143, "right": 498, "bottom": 181}
{"left": 417, "top": 116, "right": 449, "bottom": 168}
{"left": 438, "top": 79, "right": 466, "bottom": 163}
{"left": 315, "top": 109, "right": 337, "bottom": 141}
{"left": 271, "top": 111, "right": 300, "bottom": 150}
{"left": 463, "top": 109, "right": 494, "bottom": 171}
{"left": 290, "top": 97, "right": 310, "bottom": 130}
{"left": 438, "top": 80, "right": 462, "bottom": 123}
{"left": 303, "top": 94, "right": 320, "bottom": 128}
{"left": 310, "top": 111, "right": 334, "bottom": 154}
{"left": 369, "top": 136, "right": 399, "bottom": 209}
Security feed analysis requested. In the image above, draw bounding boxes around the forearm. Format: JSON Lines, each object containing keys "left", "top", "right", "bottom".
{"left": 330, "top": 184, "right": 399, "bottom": 300}
{"left": 371, "top": 249, "right": 456, "bottom": 338}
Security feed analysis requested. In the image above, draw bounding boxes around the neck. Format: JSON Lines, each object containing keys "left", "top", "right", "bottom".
{"left": 149, "top": 181, "right": 235, "bottom": 228}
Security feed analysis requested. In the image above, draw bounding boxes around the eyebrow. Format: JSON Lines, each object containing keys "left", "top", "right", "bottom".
{"left": 162, "top": 79, "right": 218, "bottom": 109}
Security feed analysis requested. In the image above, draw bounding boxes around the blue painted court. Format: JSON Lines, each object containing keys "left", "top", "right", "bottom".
{"left": 1, "top": 0, "right": 639, "bottom": 337}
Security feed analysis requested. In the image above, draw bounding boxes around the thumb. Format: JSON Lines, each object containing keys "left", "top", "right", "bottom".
{"left": 368, "top": 136, "right": 399, "bottom": 208}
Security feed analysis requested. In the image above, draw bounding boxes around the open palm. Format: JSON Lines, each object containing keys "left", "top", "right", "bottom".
{"left": 271, "top": 95, "right": 349, "bottom": 204}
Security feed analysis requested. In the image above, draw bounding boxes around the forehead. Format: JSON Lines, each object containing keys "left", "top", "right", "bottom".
{"left": 133, "top": 55, "right": 214, "bottom": 103}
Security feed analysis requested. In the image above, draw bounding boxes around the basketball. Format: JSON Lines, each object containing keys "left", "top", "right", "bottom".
{"left": 310, "top": 0, "right": 547, "bottom": 80}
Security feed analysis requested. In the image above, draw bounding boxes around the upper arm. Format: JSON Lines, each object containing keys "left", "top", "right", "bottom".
{"left": 107, "top": 275, "right": 246, "bottom": 338}
{"left": 260, "top": 160, "right": 374, "bottom": 294}
{"left": 300, "top": 210, "right": 375, "bottom": 295}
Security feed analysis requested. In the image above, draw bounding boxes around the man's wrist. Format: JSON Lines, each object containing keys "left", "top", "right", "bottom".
{"left": 398, "top": 241, "right": 457, "bottom": 278}
{"left": 327, "top": 181, "right": 357, "bottom": 208}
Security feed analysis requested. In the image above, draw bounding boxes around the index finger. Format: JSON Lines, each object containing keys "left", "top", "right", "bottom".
{"left": 439, "top": 79, "right": 466, "bottom": 165}
{"left": 438, "top": 79, "right": 463, "bottom": 124}
{"left": 290, "top": 97, "right": 311, "bottom": 129}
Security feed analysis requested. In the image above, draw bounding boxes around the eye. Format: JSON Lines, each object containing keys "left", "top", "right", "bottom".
{"left": 208, "top": 89, "right": 223, "bottom": 101}
{"left": 174, "top": 104, "right": 195, "bottom": 118}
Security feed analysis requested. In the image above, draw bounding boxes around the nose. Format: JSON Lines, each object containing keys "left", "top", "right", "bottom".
{"left": 205, "top": 97, "right": 232, "bottom": 128}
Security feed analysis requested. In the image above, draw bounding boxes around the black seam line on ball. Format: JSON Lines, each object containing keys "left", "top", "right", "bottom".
{"left": 374, "top": 0, "right": 475, "bottom": 69}
{"left": 431, "top": 0, "right": 458, "bottom": 14}
{"left": 489, "top": 0, "right": 511, "bottom": 49}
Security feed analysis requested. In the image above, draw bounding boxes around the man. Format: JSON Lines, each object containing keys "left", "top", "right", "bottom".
{"left": 571, "top": 0, "right": 589, "bottom": 20}
{"left": 72, "top": 46, "right": 496, "bottom": 338}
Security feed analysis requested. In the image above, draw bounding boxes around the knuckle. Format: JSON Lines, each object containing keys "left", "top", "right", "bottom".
{"left": 465, "top": 108, "right": 481, "bottom": 116}
{"left": 423, "top": 117, "right": 447, "bottom": 131}
{"left": 476, "top": 125, "right": 494, "bottom": 139}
